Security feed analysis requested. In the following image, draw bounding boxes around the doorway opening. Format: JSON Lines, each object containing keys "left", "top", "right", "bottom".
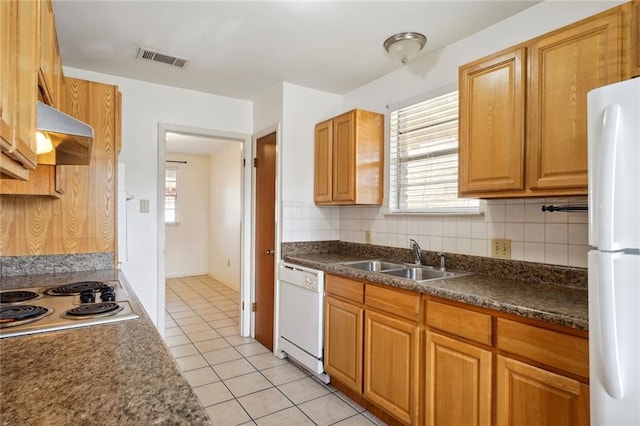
{"left": 157, "top": 123, "right": 252, "bottom": 337}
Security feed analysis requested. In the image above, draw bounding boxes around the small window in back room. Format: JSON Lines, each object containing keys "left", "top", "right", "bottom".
{"left": 165, "top": 168, "right": 178, "bottom": 224}
{"left": 389, "top": 90, "right": 480, "bottom": 214}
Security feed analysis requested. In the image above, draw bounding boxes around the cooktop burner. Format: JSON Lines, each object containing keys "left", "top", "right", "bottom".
{"left": 0, "top": 279, "right": 139, "bottom": 339}
{"left": 0, "top": 305, "right": 53, "bottom": 328}
{"left": 0, "top": 290, "right": 41, "bottom": 304}
{"left": 45, "top": 281, "right": 111, "bottom": 296}
{"left": 62, "top": 302, "right": 123, "bottom": 319}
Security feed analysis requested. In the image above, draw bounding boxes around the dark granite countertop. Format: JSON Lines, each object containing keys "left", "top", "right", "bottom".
{"left": 0, "top": 270, "right": 211, "bottom": 426}
{"left": 283, "top": 251, "right": 588, "bottom": 331}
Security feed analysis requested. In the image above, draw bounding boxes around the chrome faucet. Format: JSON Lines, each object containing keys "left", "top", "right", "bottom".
{"left": 437, "top": 251, "right": 446, "bottom": 270}
{"left": 409, "top": 239, "right": 422, "bottom": 265}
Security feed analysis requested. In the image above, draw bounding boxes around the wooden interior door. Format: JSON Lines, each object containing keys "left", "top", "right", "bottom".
{"left": 254, "top": 132, "right": 276, "bottom": 350}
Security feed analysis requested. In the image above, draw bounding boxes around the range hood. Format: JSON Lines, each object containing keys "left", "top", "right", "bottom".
{"left": 36, "top": 101, "right": 94, "bottom": 165}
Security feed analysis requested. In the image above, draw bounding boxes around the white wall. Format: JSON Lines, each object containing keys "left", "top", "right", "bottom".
{"left": 64, "top": 67, "right": 253, "bottom": 327}
{"left": 280, "top": 83, "right": 342, "bottom": 242}
{"left": 165, "top": 153, "right": 209, "bottom": 278}
{"left": 208, "top": 144, "right": 242, "bottom": 290}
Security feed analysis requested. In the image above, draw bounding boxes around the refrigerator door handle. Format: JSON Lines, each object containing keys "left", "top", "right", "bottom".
{"left": 598, "top": 252, "right": 624, "bottom": 399}
{"left": 597, "top": 104, "right": 621, "bottom": 250}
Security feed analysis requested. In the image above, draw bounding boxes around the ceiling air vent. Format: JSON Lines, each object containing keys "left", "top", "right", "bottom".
{"left": 136, "top": 48, "right": 189, "bottom": 68}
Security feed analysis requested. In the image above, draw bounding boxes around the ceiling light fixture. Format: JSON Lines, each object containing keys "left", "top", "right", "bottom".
{"left": 383, "top": 32, "right": 427, "bottom": 65}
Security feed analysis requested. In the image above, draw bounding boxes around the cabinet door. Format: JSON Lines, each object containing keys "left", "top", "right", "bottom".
{"left": 0, "top": 0, "right": 13, "bottom": 150}
{"left": 459, "top": 47, "right": 526, "bottom": 196}
{"left": 314, "top": 119, "right": 333, "bottom": 203}
{"left": 496, "top": 355, "right": 589, "bottom": 426}
{"left": 364, "top": 310, "right": 420, "bottom": 425}
{"left": 332, "top": 110, "right": 356, "bottom": 202}
{"left": 39, "top": 0, "right": 62, "bottom": 108}
{"left": 0, "top": 165, "right": 64, "bottom": 197}
{"left": 7, "top": 0, "right": 38, "bottom": 170}
{"left": 527, "top": 9, "right": 626, "bottom": 191}
{"left": 324, "top": 296, "right": 363, "bottom": 394}
{"left": 425, "top": 331, "right": 492, "bottom": 426}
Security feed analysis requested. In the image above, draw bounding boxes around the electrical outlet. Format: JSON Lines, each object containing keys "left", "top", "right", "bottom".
{"left": 365, "top": 231, "right": 372, "bottom": 244}
{"left": 140, "top": 199, "right": 150, "bottom": 213}
{"left": 227, "top": 260, "right": 231, "bottom": 267}
{"left": 492, "top": 239, "right": 511, "bottom": 258}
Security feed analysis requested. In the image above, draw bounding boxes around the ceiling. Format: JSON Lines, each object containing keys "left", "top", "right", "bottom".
{"left": 53, "top": 1, "right": 540, "bottom": 102}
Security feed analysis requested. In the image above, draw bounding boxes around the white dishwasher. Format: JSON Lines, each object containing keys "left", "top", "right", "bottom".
{"left": 278, "top": 261, "right": 328, "bottom": 382}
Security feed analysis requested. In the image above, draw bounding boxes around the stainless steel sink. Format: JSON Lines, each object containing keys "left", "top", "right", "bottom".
{"left": 339, "top": 259, "right": 472, "bottom": 282}
{"left": 339, "top": 260, "right": 406, "bottom": 272}
{"left": 381, "top": 267, "right": 469, "bottom": 281}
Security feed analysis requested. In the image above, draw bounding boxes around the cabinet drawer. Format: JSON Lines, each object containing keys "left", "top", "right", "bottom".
{"left": 425, "top": 300, "right": 492, "bottom": 346}
{"left": 365, "top": 284, "right": 420, "bottom": 322}
{"left": 496, "top": 318, "right": 589, "bottom": 378}
{"left": 326, "top": 274, "right": 364, "bottom": 304}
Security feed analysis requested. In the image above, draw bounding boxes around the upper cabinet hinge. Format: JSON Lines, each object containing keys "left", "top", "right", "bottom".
{"left": 252, "top": 302, "right": 257, "bottom": 312}
{"left": 253, "top": 158, "right": 258, "bottom": 167}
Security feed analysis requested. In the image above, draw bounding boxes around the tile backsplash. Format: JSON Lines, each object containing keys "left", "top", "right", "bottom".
{"left": 283, "top": 197, "right": 589, "bottom": 268}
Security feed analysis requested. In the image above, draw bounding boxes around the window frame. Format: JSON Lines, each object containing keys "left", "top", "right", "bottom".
{"left": 387, "top": 88, "right": 481, "bottom": 216}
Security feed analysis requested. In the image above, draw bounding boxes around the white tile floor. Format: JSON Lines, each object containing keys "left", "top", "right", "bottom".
{"left": 165, "top": 275, "right": 386, "bottom": 426}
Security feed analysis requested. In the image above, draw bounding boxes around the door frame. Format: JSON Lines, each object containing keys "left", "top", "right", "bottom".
{"left": 157, "top": 122, "right": 253, "bottom": 337}
{"left": 251, "top": 124, "right": 282, "bottom": 353}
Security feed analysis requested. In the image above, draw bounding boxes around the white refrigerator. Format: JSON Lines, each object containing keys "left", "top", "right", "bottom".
{"left": 587, "top": 77, "right": 640, "bottom": 425}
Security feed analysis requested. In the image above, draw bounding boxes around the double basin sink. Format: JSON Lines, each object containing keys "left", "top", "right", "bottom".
{"left": 339, "top": 260, "right": 472, "bottom": 282}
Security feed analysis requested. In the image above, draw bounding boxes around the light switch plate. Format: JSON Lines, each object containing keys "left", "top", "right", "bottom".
{"left": 491, "top": 239, "right": 511, "bottom": 258}
{"left": 140, "top": 199, "right": 150, "bottom": 213}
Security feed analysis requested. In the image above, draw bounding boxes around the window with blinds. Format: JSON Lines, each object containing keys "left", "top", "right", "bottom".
{"left": 389, "top": 90, "right": 479, "bottom": 213}
{"left": 165, "top": 168, "right": 178, "bottom": 224}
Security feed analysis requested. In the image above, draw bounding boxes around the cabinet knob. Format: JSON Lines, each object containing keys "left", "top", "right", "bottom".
{"left": 265, "top": 249, "right": 274, "bottom": 256}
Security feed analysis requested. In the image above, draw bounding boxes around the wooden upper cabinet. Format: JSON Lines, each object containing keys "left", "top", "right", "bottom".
{"left": 459, "top": 3, "right": 631, "bottom": 198}
{"left": 528, "top": 7, "right": 627, "bottom": 191}
{"left": 314, "top": 119, "right": 332, "bottom": 203}
{"left": 332, "top": 112, "right": 356, "bottom": 202}
{"left": 314, "top": 109, "right": 383, "bottom": 205}
{"left": 459, "top": 47, "right": 526, "bottom": 195}
{"left": 632, "top": 0, "right": 640, "bottom": 77}
{"left": 38, "top": 0, "right": 64, "bottom": 109}
{"left": 0, "top": 0, "right": 39, "bottom": 180}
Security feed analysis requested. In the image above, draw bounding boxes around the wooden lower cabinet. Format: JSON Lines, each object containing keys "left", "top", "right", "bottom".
{"left": 496, "top": 355, "right": 589, "bottom": 426}
{"left": 324, "top": 295, "right": 363, "bottom": 394}
{"left": 425, "top": 331, "right": 492, "bottom": 426}
{"left": 323, "top": 276, "right": 589, "bottom": 426}
{"left": 364, "top": 310, "right": 420, "bottom": 425}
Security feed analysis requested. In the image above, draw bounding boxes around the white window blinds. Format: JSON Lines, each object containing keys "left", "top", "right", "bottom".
{"left": 390, "top": 91, "right": 479, "bottom": 213}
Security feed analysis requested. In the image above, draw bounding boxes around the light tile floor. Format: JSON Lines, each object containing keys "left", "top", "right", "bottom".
{"left": 165, "top": 275, "right": 386, "bottom": 426}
